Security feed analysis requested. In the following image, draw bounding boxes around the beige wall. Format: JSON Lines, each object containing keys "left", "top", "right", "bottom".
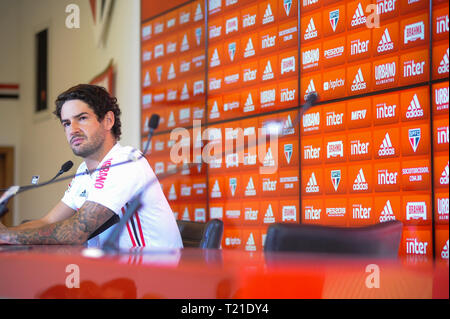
{"left": 0, "top": 0, "right": 141, "bottom": 224}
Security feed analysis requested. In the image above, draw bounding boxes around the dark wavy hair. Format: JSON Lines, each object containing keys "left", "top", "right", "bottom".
{"left": 54, "top": 84, "right": 122, "bottom": 140}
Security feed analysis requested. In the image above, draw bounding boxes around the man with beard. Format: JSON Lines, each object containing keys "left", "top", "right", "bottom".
{"left": 0, "top": 84, "right": 183, "bottom": 249}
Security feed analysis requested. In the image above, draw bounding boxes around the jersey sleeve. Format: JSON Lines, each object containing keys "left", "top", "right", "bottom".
{"left": 61, "top": 177, "right": 80, "bottom": 211}
{"left": 86, "top": 157, "right": 148, "bottom": 215}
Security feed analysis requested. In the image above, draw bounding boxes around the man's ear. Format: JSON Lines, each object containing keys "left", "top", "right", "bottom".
{"left": 103, "top": 111, "right": 115, "bottom": 131}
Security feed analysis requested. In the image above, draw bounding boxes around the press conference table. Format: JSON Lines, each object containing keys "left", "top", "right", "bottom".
{"left": 0, "top": 245, "right": 448, "bottom": 299}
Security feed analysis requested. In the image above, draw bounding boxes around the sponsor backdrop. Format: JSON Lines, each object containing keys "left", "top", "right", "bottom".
{"left": 141, "top": 0, "right": 449, "bottom": 259}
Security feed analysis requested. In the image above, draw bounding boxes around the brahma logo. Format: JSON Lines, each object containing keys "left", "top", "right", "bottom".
{"left": 282, "top": 205, "right": 297, "bottom": 222}
{"left": 331, "top": 170, "right": 341, "bottom": 191}
{"left": 226, "top": 17, "right": 238, "bottom": 34}
{"left": 327, "top": 140, "right": 344, "bottom": 159}
{"left": 209, "top": 25, "right": 222, "bottom": 39}
{"left": 378, "top": 133, "right": 395, "bottom": 156}
{"left": 438, "top": 48, "right": 449, "bottom": 75}
{"left": 405, "top": 94, "right": 424, "bottom": 118}
{"left": 404, "top": 21, "right": 425, "bottom": 44}
{"left": 305, "top": 172, "right": 320, "bottom": 193}
{"left": 408, "top": 128, "right": 421, "bottom": 152}
{"left": 281, "top": 56, "right": 296, "bottom": 75}
{"left": 94, "top": 159, "right": 112, "bottom": 189}
{"left": 377, "top": 28, "right": 395, "bottom": 53}
{"left": 351, "top": 3, "right": 367, "bottom": 27}
{"left": 353, "top": 168, "right": 369, "bottom": 191}
{"left": 351, "top": 68, "right": 367, "bottom": 92}
{"left": 375, "top": 61, "right": 396, "bottom": 86}
{"left": 154, "top": 43, "right": 164, "bottom": 59}
{"left": 305, "top": 205, "right": 321, "bottom": 220}
{"left": 304, "top": 17, "right": 318, "bottom": 40}
{"left": 406, "top": 202, "right": 427, "bottom": 221}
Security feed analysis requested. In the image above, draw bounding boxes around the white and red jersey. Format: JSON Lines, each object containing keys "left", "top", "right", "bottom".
{"left": 62, "top": 143, "right": 183, "bottom": 249}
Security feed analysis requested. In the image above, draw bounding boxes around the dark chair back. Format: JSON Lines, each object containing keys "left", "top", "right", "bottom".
{"left": 177, "top": 219, "right": 223, "bottom": 249}
{"left": 264, "top": 221, "right": 403, "bottom": 257}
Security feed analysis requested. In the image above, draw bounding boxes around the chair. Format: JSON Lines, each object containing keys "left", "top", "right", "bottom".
{"left": 264, "top": 221, "right": 403, "bottom": 257}
{"left": 176, "top": 219, "right": 223, "bottom": 249}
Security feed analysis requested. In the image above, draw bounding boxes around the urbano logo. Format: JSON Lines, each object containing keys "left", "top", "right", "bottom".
{"left": 302, "top": 111, "right": 320, "bottom": 132}
{"left": 434, "top": 86, "right": 449, "bottom": 111}
{"left": 375, "top": 61, "right": 396, "bottom": 85}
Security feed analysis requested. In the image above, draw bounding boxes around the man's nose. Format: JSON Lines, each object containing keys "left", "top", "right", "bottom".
{"left": 69, "top": 122, "right": 81, "bottom": 136}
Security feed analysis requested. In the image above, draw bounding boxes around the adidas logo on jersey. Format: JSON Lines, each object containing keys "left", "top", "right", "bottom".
{"left": 353, "top": 168, "right": 369, "bottom": 191}
{"left": 377, "top": 28, "right": 394, "bottom": 53}
{"left": 378, "top": 132, "right": 395, "bottom": 156}
{"left": 379, "top": 200, "right": 396, "bottom": 222}
{"left": 244, "top": 38, "right": 255, "bottom": 57}
{"left": 351, "top": 3, "right": 367, "bottom": 27}
{"left": 245, "top": 177, "right": 256, "bottom": 196}
{"left": 351, "top": 68, "right": 367, "bottom": 92}
{"left": 304, "top": 18, "right": 318, "bottom": 40}
{"left": 406, "top": 94, "right": 424, "bottom": 118}
{"left": 262, "top": 3, "right": 274, "bottom": 24}
{"left": 262, "top": 60, "right": 274, "bottom": 81}
{"left": 440, "top": 162, "right": 449, "bottom": 185}
{"left": 438, "top": 48, "right": 449, "bottom": 75}
{"left": 305, "top": 172, "right": 319, "bottom": 193}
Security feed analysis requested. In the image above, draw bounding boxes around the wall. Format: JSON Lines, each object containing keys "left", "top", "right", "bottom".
{"left": 0, "top": 0, "right": 141, "bottom": 224}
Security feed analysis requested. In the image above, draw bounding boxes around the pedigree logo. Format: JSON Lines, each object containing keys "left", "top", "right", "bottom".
{"left": 323, "top": 37, "right": 345, "bottom": 68}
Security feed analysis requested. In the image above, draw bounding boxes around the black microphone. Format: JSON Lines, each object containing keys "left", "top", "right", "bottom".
{"left": 0, "top": 161, "right": 74, "bottom": 217}
{"left": 142, "top": 114, "right": 160, "bottom": 156}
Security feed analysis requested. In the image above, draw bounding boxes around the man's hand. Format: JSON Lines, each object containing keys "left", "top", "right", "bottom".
{"left": 0, "top": 201, "right": 115, "bottom": 245}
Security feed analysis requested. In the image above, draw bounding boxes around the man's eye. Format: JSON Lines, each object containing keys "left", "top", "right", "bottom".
{"left": 63, "top": 122, "right": 70, "bottom": 127}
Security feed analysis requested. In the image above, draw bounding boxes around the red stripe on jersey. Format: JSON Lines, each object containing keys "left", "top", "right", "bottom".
{"left": 122, "top": 207, "right": 137, "bottom": 247}
{"left": 134, "top": 211, "right": 146, "bottom": 247}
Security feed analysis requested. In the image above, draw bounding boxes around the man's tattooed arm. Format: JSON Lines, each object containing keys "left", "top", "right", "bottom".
{"left": 0, "top": 201, "right": 115, "bottom": 245}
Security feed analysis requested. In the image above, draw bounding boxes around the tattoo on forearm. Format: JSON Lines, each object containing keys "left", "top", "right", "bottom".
{"left": 1, "top": 201, "right": 115, "bottom": 245}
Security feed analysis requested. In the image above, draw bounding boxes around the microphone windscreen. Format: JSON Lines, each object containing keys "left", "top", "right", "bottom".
{"left": 305, "top": 91, "right": 318, "bottom": 105}
{"left": 61, "top": 160, "right": 74, "bottom": 173}
{"left": 149, "top": 114, "right": 160, "bottom": 130}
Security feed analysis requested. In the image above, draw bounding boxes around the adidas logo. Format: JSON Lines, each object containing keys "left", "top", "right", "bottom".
{"left": 282, "top": 115, "right": 294, "bottom": 135}
{"left": 210, "top": 101, "right": 219, "bottom": 119}
{"left": 245, "top": 177, "right": 256, "bottom": 196}
{"left": 351, "top": 68, "right": 367, "bottom": 91}
{"left": 182, "top": 207, "right": 190, "bottom": 221}
{"left": 442, "top": 240, "right": 449, "bottom": 259}
{"left": 210, "top": 48, "right": 220, "bottom": 67}
{"left": 180, "top": 83, "right": 189, "bottom": 100}
{"left": 377, "top": 28, "right": 394, "bottom": 53}
{"left": 406, "top": 94, "right": 424, "bottom": 119}
{"left": 168, "top": 184, "right": 177, "bottom": 200}
{"left": 440, "top": 161, "right": 449, "bottom": 185}
{"left": 262, "top": 60, "right": 274, "bottom": 81}
{"left": 263, "top": 148, "right": 275, "bottom": 167}
{"left": 167, "top": 63, "right": 176, "bottom": 80}
{"left": 304, "top": 79, "right": 316, "bottom": 101}
{"left": 244, "top": 38, "right": 255, "bottom": 57}
{"left": 143, "top": 71, "right": 151, "bottom": 87}
{"left": 262, "top": 3, "right": 274, "bottom": 24}
{"left": 438, "top": 48, "right": 449, "bottom": 75}
{"left": 244, "top": 92, "right": 255, "bottom": 112}
{"left": 305, "top": 172, "right": 319, "bottom": 193}
{"left": 304, "top": 18, "right": 318, "bottom": 40}
{"left": 351, "top": 3, "right": 367, "bottom": 27}
{"left": 353, "top": 168, "right": 369, "bottom": 191}
{"left": 264, "top": 204, "right": 275, "bottom": 223}
{"left": 211, "top": 180, "right": 222, "bottom": 198}
{"left": 378, "top": 132, "right": 395, "bottom": 156}
{"left": 194, "top": 3, "right": 203, "bottom": 21}
{"left": 180, "top": 33, "right": 189, "bottom": 52}
{"left": 379, "top": 200, "right": 396, "bottom": 222}
{"left": 245, "top": 233, "right": 257, "bottom": 251}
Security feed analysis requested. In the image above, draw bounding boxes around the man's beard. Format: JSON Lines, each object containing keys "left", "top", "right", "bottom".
{"left": 71, "top": 131, "right": 105, "bottom": 158}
